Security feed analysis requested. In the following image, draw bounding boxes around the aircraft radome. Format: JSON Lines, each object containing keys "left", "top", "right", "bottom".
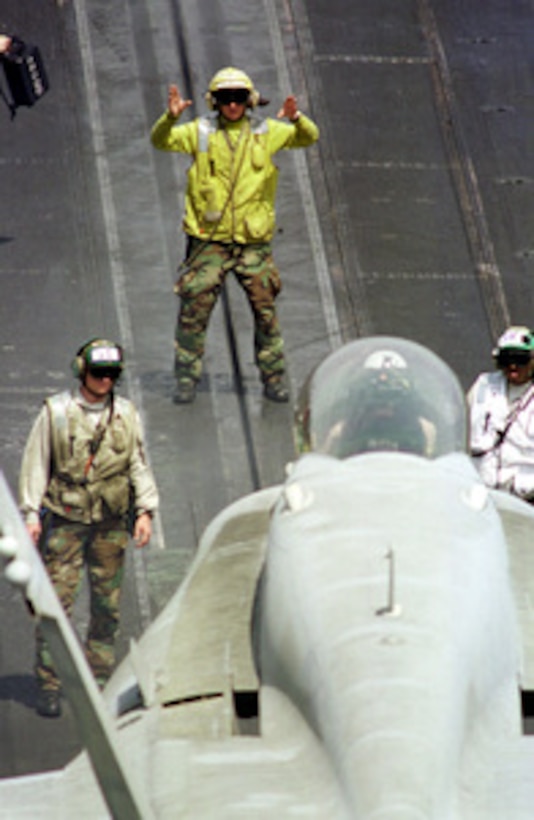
{"left": 1, "top": 336, "right": 534, "bottom": 819}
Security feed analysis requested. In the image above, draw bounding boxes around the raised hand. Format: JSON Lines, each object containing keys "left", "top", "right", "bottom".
{"left": 168, "top": 84, "right": 193, "bottom": 118}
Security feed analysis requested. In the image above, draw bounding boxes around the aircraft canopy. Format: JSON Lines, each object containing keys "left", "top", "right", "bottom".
{"left": 295, "top": 337, "right": 467, "bottom": 459}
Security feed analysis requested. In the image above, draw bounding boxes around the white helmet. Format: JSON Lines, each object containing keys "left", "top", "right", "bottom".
{"left": 493, "top": 325, "right": 534, "bottom": 355}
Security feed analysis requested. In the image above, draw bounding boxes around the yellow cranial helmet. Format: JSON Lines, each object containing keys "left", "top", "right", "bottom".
{"left": 206, "top": 67, "right": 260, "bottom": 109}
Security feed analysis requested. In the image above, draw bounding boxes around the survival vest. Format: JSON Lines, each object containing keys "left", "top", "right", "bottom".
{"left": 43, "top": 391, "right": 138, "bottom": 524}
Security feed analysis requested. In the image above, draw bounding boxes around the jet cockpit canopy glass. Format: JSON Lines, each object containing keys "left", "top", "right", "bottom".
{"left": 295, "top": 337, "right": 466, "bottom": 459}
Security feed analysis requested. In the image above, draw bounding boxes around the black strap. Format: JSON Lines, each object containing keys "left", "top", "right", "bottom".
{"left": 83, "top": 396, "right": 115, "bottom": 477}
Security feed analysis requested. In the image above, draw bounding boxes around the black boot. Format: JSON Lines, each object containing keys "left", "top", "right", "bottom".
{"left": 173, "top": 378, "right": 197, "bottom": 404}
{"left": 263, "top": 378, "right": 289, "bottom": 403}
{"left": 36, "top": 689, "right": 61, "bottom": 718}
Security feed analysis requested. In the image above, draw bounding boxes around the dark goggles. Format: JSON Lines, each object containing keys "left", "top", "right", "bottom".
{"left": 213, "top": 88, "right": 249, "bottom": 106}
{"left": 495, "top": 349, "right": 532, "bottom": 368}
{"left": 87, "top": 366, "right": 121, "bottom": 380}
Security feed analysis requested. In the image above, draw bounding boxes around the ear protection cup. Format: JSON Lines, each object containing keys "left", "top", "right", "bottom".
{"left": 71, "top": 338, "right": 98, "bottom": 379}
{"left": 204, "top": 90, "right": 215, "bottom": 110}
{"left": 248, "top": 88, "right": 260, "bottom": 108}
{"left": 71, "top": 354, "right": 85, "bottom": 379}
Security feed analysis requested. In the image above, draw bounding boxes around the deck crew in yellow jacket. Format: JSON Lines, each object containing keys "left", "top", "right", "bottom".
{"left": 151, "top": 67, "right": 319, "bottom": 404}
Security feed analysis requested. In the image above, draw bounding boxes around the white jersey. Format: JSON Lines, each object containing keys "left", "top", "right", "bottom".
{"left": 467, "top": 370, "right": 534, "bottom": 498}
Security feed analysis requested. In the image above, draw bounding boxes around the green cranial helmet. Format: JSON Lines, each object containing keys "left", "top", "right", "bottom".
{"left": 72, "top": 338, "right": 124, "bottom": 379}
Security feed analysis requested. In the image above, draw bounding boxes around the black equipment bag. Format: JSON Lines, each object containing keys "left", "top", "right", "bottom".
{"left": 0, "top": 36, "right": 49, "bottom": 118}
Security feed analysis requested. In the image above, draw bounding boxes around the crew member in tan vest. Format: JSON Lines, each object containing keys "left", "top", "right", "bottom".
{"left": 19, "top": 338, "right": 159, "bottom": 717}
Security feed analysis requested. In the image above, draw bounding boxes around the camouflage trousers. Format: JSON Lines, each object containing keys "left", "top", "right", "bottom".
{"left": 174, "top": 238, "right": 286, "bottom": 383}
{"left": 35, "top": 516, "right": 128, "bottom": 692}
